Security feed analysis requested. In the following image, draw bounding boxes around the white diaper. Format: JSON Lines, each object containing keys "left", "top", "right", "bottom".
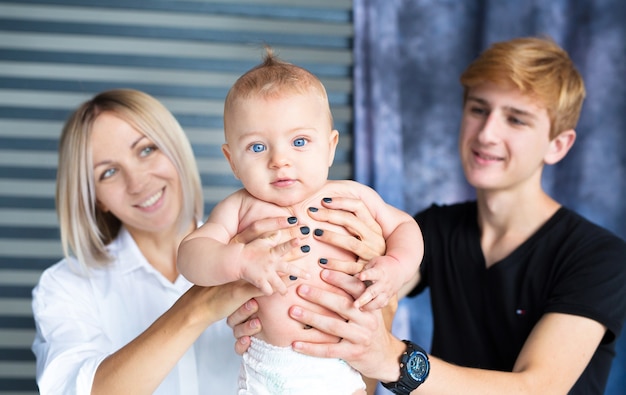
{"left": 238, "top": 337, "right": 365, "bottom": 395}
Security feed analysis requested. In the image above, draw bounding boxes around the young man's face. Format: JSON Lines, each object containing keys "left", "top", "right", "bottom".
{"left": 222, "top": 91, "right": 338, "bottom": 207}
{"left": 458, "top": 82, "right": 554, "bottom": 193}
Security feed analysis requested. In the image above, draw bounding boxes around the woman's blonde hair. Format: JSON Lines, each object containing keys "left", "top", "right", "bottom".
{"left": 460, "top": 36, "right": 586, "bottom": 139}
{"left": 56, "top": 89, "right": 203, "bottom": 270}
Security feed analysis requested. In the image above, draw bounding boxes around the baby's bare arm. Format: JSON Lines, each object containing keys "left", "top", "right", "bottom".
{"left": 328, "top": 184, "right": 423, "bottom": 310}
{"left": 177, "top": 195, "right": 311, "bottom": 295}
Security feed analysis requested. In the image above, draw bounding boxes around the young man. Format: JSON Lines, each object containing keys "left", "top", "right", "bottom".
{"left": 280, "top": 36, "right": 626, "bottom": 394}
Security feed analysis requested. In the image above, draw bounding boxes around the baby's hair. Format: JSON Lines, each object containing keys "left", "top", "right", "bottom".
{"left": 224, "top": 47, "right": 332, "bottom": 130}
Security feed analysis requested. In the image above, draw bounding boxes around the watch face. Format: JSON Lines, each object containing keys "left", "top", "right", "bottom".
{"left": 406, "top": 350, "right": 428, "bottom": 382}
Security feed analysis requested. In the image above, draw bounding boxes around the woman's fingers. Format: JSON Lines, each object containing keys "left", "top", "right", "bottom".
{"left": 227, "top": 298, "right": 261, "bottom": 356}
{"left": 227, "top": 299, "right": 259, "bottom": 329}
{"left": 322, "top": 197, "right": 382, "bottom": 236}
{"left": 233, "top": 216, "right": 306, "bottom": 245}
{"left": 235, "top": 334, "right": 253, "bottom": 356}
{"left": 272, "top": 237, "right": 311, "bottom": 264}
{"left": 309, "top": 198, "right": 386, "bottom": 261}
{"left": 317, "top": 256, "right": 365, "bottom": 276}
{"left": 313, "top": 227, "right": 379, "bottom": 264}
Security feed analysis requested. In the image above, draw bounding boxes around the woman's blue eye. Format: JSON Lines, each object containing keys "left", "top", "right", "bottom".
{"left": 101, "top": 168, "right": 116, "bottom": 180}
{"left": 251, "top": 143, "right": 266, "bottom": 152}
{"left": 140, "top": 146, "right": 156, "bottom": 157}
{"left": 293, "top": 138, "right": 306, "bottom": 147}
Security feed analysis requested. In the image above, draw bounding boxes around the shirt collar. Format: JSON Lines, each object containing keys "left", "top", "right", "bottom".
{"left": 106, "top": 226, "right": 193, "bottom": 291}
{"left": 107, "top": 226, "right": 147, "bottom": 274}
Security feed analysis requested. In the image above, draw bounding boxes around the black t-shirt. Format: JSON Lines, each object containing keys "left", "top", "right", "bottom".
{"left": 410, "top": 202, "right": 626, "bottom": 394}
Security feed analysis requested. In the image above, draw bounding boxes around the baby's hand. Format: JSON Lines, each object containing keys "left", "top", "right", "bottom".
{"left": 239, "top": 238, "right": 311, "bottom": 296}
{"left": 353, "top": 256, "right": 402, "bottom": 310}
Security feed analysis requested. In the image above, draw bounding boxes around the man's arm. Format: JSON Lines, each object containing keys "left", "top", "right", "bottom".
{"left": 413, "top": 313, "right": 605, "bottom": 394}
{"left": 290, "top": 269, "right": 606, "bottom": 394}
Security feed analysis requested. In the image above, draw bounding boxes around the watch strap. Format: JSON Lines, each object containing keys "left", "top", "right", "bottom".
{"left": 381, "top": 340, "right": 429, "bottom": 395}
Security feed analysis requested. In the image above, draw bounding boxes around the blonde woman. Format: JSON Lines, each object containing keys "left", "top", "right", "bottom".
{"left": 31, "top": 89, "right": 315, "bottom": 394}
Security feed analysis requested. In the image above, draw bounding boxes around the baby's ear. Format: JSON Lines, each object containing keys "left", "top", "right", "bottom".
{"left": 327, "top": 129, "right": 339, "bottom": 167}
{"left": 221, "top": 144, "right": 240, "bottom": 179}
{"left": 545, "top": 129, "right": 576, "bottom": 165}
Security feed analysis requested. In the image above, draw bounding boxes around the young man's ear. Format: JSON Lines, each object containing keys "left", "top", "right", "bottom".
{"left": 221, "top": 143, "right": 240, "bottom": 180}
{"left": 545, "top": 129, "right": 576, "bottom": 165}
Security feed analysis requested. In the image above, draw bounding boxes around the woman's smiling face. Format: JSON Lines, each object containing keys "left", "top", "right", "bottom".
{"left": 91, "top": 112, "right": 183, "bottom": 237}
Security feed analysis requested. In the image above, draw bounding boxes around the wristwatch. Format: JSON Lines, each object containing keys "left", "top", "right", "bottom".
{"left": 382, "top": 340, "right": 430, "bottom": 395}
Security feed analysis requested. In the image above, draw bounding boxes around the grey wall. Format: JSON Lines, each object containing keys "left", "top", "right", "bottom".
{"left": 0, "top": 1, "right": 354, "bottom": 393}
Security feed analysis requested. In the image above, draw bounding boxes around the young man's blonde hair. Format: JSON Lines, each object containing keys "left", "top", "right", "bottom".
{"left": 223, "top": 48, "right": 333, "bottom": 132}
{"left": 460, "top": 36, "right": 586, "bottom": 139}
{"left": 56, "top": 89, "right": 203, "bottom": 271}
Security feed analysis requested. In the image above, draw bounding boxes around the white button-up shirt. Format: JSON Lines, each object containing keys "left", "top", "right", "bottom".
{"left": 32, "top": 227, "right": 242, "bottom": 394}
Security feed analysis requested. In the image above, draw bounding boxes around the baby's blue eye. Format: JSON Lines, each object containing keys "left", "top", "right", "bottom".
{"left": 293, "top": 138, "right": 306, "bottom": 147}
{"left": 251, "top": 143, "right": 266, "bottom": 152}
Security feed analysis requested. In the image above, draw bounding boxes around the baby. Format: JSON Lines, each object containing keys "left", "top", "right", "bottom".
{"left": 177, "top": 50, "right": 423, "bottom": 395}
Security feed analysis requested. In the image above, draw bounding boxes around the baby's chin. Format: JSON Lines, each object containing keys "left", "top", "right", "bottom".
{"left": 258, "top": 191, "right": 309, "bottom": 209}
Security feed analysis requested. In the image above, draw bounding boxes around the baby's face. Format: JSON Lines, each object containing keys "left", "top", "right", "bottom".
{"left": 222, "top": 91, "right": 338, "bottom": 207}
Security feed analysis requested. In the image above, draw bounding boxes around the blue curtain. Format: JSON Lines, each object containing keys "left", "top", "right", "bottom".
{"left": 353, "top": 1, "right": 626, "bottom": 393}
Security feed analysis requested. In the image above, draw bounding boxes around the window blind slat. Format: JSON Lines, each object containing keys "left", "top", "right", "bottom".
{"left": 0, "top": 2, "right": 354, "bottom": 392}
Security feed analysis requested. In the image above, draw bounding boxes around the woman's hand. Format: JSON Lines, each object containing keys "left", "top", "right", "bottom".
{"left": 288, "top": 268, "right": 405, "bottom": 382}
{"left": 183, "top": 281, "right": 263, "bottom": 328}
{"left": 228, "top": 198, "right": 388, "bottom": 355}
{"left": 226, "top": 215, "right": 309, "bottom": 353}
{"left": 308, "top": 197, "right": 386, "bottom": 273}
{"left": 92, "top": 280, "right": 266, "bottom": 395}
{"left": 227, "top": 298, "right": 261, "bottom": 355}
{"left": 230, "top": 215, "right": 310, "bottom": 260}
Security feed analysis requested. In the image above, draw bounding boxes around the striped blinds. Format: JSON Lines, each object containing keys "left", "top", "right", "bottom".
{"left": 0, "top": 1, "right": 353, "bottom": 393}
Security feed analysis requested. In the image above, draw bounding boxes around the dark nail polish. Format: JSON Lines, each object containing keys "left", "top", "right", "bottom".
{"left": 300, "top": 226, "right": 310, "bottom": 235}
{"left": 287, "top": 216, "right": 297, "bottom": 224}
{"left": 308, "top": 207, "right": 318, "bottom": 212}
{"left": 301, "top": 245, "right": 310, "bottom": 253}
{"left": 319, "top": 258, "right": 328, "bottom": 264}
{"left": 314, "top": 229, "right": 323, "bottom": 236}
{"left": 289, "top": 275, "right": 298, "bottom": 281}
{"left": 323, "top": 197, "right": 332, "bottom": 203}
